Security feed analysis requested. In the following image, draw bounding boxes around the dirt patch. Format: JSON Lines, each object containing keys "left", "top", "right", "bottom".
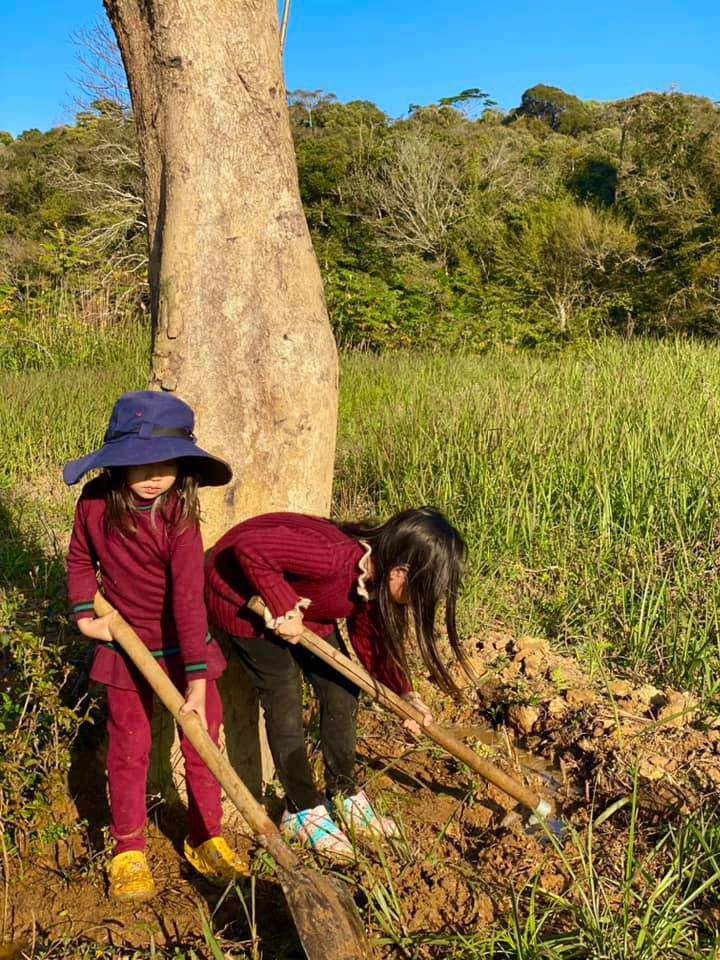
{"left": 6, "top": 815, "right": 292, "bottom": 958}
{"left": 6, "top": 629, "right": 720, "bottom": 957}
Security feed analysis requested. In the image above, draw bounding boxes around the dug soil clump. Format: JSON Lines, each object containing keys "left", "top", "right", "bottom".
{"left": 454, "top": 630, "right": 720, "bottom": 817}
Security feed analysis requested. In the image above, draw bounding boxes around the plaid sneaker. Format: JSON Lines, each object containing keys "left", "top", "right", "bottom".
{"left": 280, "top": 804, "right": 354, "bottom": 861}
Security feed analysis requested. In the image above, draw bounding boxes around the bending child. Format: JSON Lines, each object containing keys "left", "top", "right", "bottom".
{"left": 64, "top": 391, "right": 246, "bottom": 901}
{"left": 205, "top": 507, "right": 468, "bottom": 859}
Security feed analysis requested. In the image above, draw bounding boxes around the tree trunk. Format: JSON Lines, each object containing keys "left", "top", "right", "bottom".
{"left": 105, "top": 0, "right": 338, "bottom": 542}
{"left": 104, "top": 0, "right": 338, "bottom": 821}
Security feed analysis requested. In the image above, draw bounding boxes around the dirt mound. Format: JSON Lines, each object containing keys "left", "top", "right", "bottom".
{"left": 453, "top": 631, "right": 720, "bottom": 816}
{"left": 5, "top": 806, "right": 274, "bottom": 954}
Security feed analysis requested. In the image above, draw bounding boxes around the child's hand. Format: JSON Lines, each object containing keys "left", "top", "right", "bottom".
{"left": 401, "top": 692, "right": 433, "bottom": 736}
{"left": 77, "top": 613, "right": 115, "bottom": 643}
{"left": 275, "top": 614, "right": 305, "bottom": 644}
{"left": 180, "top": 678, "right": 208, "bottom": 730}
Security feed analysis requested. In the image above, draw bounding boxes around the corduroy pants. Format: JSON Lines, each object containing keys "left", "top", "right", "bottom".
{"left": 231, "top": 629, "right": 359, "bottom": 812}
{"left": 106, "top": 678, "right": 224, "bottom": 853}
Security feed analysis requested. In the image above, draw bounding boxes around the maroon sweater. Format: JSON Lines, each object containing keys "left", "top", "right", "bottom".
{"left": 67, "top": 476, "right": 225, "bottom": 690}
{"left": 205, "top": 513, "right": 412, "bottom": 695}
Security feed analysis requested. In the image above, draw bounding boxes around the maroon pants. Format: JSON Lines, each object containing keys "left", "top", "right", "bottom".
{"left": 106, "top": 680, "right": 223, "bottom": 854}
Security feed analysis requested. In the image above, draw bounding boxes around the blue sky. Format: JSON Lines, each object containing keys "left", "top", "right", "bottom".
{"left": 2, "top": 0, "right": 718, "bottom": 136}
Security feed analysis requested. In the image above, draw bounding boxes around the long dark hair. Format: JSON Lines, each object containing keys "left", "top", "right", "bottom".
{"left": 340, "top": 506, "right": 470, "bottom": 699}
{"left": 104, "top": 459, "right": 201, "bottom": 537}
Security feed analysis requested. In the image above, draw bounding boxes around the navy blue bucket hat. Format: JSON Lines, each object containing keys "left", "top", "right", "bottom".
{"left": 63, "top": 391, "right": 232, "bottom": 487}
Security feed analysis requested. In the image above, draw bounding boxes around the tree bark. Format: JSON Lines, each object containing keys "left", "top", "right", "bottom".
{"left": 104, "top": 0, "right": 338, "bottom": 818}
{"left": 105, "top": 0, "right": 338, "bottom": 543}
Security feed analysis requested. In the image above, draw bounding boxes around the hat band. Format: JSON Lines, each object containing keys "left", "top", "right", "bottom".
{"left": 105, "top": 423, "right": 196, "bottom": 442}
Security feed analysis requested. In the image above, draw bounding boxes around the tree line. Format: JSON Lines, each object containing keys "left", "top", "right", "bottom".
{"left": 2, "top": 67, "right": 719, "bottom": 349}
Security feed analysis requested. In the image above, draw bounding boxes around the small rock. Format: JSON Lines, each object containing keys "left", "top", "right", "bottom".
{"left": 547, "top": 697, "right": 568, "bottom": 720}
{"left": 483, "top": 630, "right": 513, "bottom": 654}
{"left": 638, "top": 761, "right": 665, "bottom": 781}
{"left": 519, "top": 651, "right": 546, "bottom": 678}
{"left": 638, "top": 752, "right": 667, "bottom": 781}
{"left": 453, "top": 653, "right": 488, "bottom": 688}
{"left": 515, "top": 635, "right": 550, "bottom": 654}
{"left": 635, "top": 684, "right": 662, "bottom": 706}
{"left": 507, "top": 704, "right": 540, "bottom": 735}
{"left": 538, "top": 870, "right": 565, "bottom": 894}
{"left": 465, "top": 654, "right": 488, "bottom": 676}
{"left": 658, "top": 692, "right": 697, "bottom": 727}
{"left": 565, "top": 687, "right": 597, "bottom": 710}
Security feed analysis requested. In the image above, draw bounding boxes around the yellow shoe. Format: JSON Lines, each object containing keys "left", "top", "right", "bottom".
{"left": 183, "top": 836, "right": 250, "bottom": 884}
{"left": 108, "top": 850, "right": 156, "bottom": 901}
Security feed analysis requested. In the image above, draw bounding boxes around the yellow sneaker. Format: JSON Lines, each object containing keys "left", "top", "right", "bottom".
{"left": 183, "top": 836, "right": 249, "bottom": 884}
{"left": 108, "top": 850, "right": 156, "bottom": 901}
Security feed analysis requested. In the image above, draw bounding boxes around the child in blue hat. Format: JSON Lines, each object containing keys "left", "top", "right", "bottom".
{"left": 64, "top": 390, "right": 245, "bottom": 900}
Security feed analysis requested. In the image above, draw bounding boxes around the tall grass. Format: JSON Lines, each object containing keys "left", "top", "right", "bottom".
{"left": 337, "top": 343, "right": 720, "bottom": 696}
{"left": 3, "top": 320, "right": 720, "bottom": 695}
{"left": 1, "top": 284, "right": 148, "bottom": 373}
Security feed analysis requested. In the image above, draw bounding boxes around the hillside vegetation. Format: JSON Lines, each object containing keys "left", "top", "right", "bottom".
{"left": 2, "top": 55, "right": 720, "bottom": 352}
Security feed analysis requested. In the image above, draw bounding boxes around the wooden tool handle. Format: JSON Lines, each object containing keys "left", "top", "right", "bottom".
{"left": 247, "top": 596, "right": 550, "bottom": 818}
{"left": 93, "top": 592, "right": 297, "bottom": 869}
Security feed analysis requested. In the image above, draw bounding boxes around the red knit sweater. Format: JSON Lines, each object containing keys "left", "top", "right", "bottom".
{"left": 67, "top": 476, "right": 225, "bottom": 690}
{"left": 205, "top": 513, "right": 412, "bottom": 695}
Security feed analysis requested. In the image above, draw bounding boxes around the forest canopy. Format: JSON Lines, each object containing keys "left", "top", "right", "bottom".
{"left": 2, "top": 74, "right": 719, "bottom": 351}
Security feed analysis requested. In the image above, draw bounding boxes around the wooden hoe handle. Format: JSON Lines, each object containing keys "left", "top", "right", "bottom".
{"left": 93, "top": 592, "right": 298, "bottom": 870}
{"left": 247, "top": 596, "right": 551, "bottom": 819}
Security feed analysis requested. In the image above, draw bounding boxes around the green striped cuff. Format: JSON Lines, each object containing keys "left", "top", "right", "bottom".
{"left": 104, "top": 641, "right": 181, "bottom": 659}
{"left": 185, "top": 662, "right": 208, "bottom": 674}
{"left": 72, "top": 601, "right": 95, "bottom": 621}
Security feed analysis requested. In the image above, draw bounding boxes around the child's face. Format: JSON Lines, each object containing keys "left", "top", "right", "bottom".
{"left": 126, "top": 460, "right": 178, "bottom": 500}
{"left": 388, "top": 565, "right": 409, "bottom": 604}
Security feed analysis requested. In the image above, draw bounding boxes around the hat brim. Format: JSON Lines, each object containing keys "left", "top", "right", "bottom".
{"left": 63, "top": 437, "right": 232, "bottom": 487}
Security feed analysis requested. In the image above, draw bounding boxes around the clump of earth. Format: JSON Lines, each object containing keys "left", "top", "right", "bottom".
{"left": 447, "top": 630, "right": 720, "bottom": 815}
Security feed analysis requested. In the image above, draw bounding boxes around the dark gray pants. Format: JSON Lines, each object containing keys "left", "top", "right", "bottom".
{"left": 231, "top": 628, "right": 359, "bottom": 811}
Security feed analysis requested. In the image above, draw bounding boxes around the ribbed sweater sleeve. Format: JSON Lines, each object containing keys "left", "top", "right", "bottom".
{"left": 347, "top": 606, "right": 412, "bottom": 695}
{"left": 67, "top": 498, "right": 100, "bottom": 622}
{"left": 232, "top": 522, "right": 334, "bottom": 618}
{"left": 170, "top": 521, "right": 210, "bottom": 680}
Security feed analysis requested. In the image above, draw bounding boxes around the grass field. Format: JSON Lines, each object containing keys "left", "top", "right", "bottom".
{"left": 3, "top": 327, "right": 720, "bottom": 698}
{"left": 3, "top": 322, "right": 720, "bottom": 958}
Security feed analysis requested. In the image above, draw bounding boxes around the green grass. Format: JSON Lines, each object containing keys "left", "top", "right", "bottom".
{"left": 480, "top": 792, "right": 720, "bottom": 960}
{"left": 336, "top": 787, "right": 720, "bottom": 960}
{"left": 4, "top": 329, "right": 720, "bottom": 696}
{"left": 338, "top": 342, "right": 720, "bottom": 697}
{"left": 1, "top": 284, "right": 148, "bottom": 373}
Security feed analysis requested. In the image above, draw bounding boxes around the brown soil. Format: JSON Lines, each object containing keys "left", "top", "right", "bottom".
{"left": 6, "top": 629, "right": 720, "bottom": 958}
